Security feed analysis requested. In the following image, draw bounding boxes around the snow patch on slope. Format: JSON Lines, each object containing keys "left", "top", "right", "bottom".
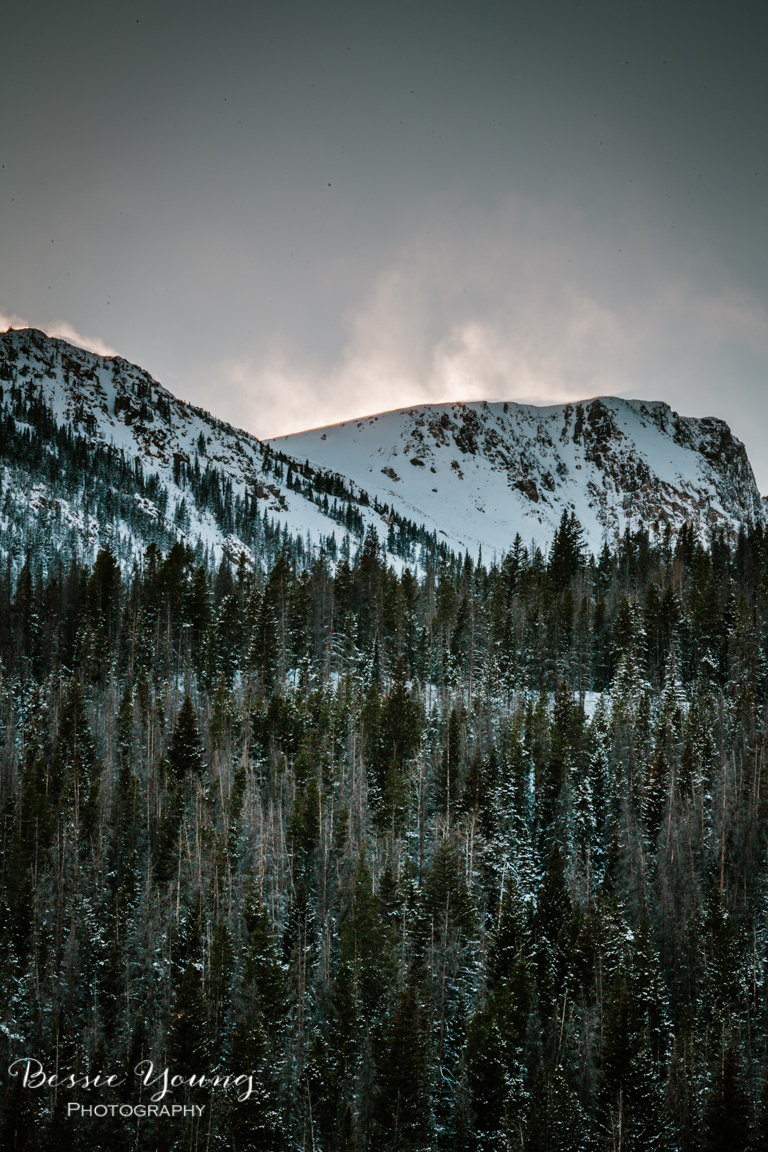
{"left": 269, "top": 397, "right": 764, "bottom": 556}
{"left": 2, "top": 329, "right": 763, "bottom": 570}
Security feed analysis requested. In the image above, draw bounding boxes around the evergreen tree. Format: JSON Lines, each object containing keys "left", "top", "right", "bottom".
{"left": 548, "top": 511, "right": 585, "bottom": 591}
{"left": 166, "top": 960, "right": 210, "bottom": 1071}
{"left": 702, "top": 1040, "right": 751, "bottom": 1152}
{"left": 526, "top": 1064, "right": 588, "bottom": 1152}
{"left": 436, "top": 706, "right": 464, "bottom": 822}
{"left": 167, "top": 693, "right": 206, "bottom": 779}
{"left": 370, "top": 984, "right": 432, "bottom": 1151}
{"left": 2, "top": 465, "right": 768, "bottom": 1150}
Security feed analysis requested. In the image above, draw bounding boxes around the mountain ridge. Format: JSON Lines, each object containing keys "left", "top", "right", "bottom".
{"left": 0, "top": 327, "right": 763, "bottom": 570}
{"left": 269, "top": 394, "right": 764, "bottom": 555}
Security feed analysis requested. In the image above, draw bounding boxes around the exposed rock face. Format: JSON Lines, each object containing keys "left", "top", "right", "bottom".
{"left": 270, "top": 396, "right": 765, "bottom": 554}
{"left": 1, "top": 327, "right": 763, "bottom": 567}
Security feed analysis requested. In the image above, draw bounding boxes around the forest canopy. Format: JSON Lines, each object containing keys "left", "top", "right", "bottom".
{"left": 1, "top": 517, "right": 767, "bottom": 1150}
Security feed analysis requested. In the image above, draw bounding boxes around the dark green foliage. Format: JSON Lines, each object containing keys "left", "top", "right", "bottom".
{"left": 703, "top": 1040, "right": 751, "bottom": 1152}
{"left": 526, "top": 1064, "right": 587, "bottom": 1152}
{"left": 167, "top": 961, "right": 211, "bottom": 1071}
{"left": 466, "top": 964, "right": 531, "bottom": 1143}
{"left": 597, "top": 972, "right": 667, "bottom": 1151}
{"left": 363, "top": 657, "right": 422, "bottom": 831}
{"left": 167, "top": 693, "right": 205, "bottom": 779}
{"left": 752, "top": 1073, "right": 768, "bottom": 1152}
{"left": 242, "top": 898, "right": 288, "bottom": 1036}
{"left": 548, "top": 510, "right": 585, "bottom": 591}
{"left": 288, "top": 774, "right": 320, "bottom": 880}
{"left": 0, "top": 524, "right": 767, "bottom": 1149}
{"left": 436, "top": 705, "right": 463, "bottom": 821}
{"left": 370, "top": 985, "right": 432, "bottom": 1151}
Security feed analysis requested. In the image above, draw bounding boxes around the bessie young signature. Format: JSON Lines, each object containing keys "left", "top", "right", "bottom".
{"left": 8, "top": 1058, "right": 257, "bottom": 1102}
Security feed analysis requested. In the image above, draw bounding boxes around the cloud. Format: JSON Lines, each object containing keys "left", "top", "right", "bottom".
{"left": 0, "top": 311, "right": 29, "bottom": 332}
{"left": 207, "top": 224, "right": 638, "bottom": 438}
{"left": 40, "top": 321, "right": 117, "bottom": 358}
{"left": 206, "top": 198, "right": 768, "bottom": 453}
{"left": 0, "top": 313, "right": 116, "bottom": 358}
{"left": 213, "top": 299, "right": 631, "bottom": 440}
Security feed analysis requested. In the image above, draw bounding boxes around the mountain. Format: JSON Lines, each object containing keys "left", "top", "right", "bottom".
{"left": 269, "top": 397, "right": 765, "bottom": 555}
{"left": 0, "top": 327, "right": 413, "bottom": 571}
{"left": 1, "top": 327, "right": 763, "bottom": 572}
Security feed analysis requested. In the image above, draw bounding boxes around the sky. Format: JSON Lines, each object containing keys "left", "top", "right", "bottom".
{"left": 2, "top": 0, "right": 768, "bottom": 485}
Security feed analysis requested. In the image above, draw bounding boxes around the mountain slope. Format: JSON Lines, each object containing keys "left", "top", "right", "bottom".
{"left": 269, "top": 397, "right": 764, "bottom": 555}
{"left": 0, "top": 328, "right": 403, "bottom": 570}
{"left": 1, "top": 328, "right": 763, "bottom": 571}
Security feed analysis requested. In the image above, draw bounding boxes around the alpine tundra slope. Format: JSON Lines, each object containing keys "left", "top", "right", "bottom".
{"left": 269, "top": 395, "right": 764, "bottom": 556}
{"left": 0, "top": 326, "right": 763, "bottom": 569}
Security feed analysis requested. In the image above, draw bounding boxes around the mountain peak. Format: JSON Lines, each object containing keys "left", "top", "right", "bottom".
{"left": 269, "top": 394, "right": 763, "bottom": 554}
{"left": 0, "top": 328, "right": 763, "bottom": 570}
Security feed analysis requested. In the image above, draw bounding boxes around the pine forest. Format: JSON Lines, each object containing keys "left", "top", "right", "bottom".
{"left": 2, "top": 513, "right": 768, "bottom": 1152}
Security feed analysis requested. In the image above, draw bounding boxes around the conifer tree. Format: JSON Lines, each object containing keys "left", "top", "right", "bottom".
{"left": 703, "top": 1040, "right": 751, "bottom": 1152}
{"left": 526, "top": 1064, "right": 587, "bottom": 1152}
{"left": 548, "top": 510, "right": 585, "bottom": 592}
{"left": 49, "top": 676, "right": 99, "bottom": 804}
{"left": 167, "top": 693, "right": 205, "bottom": 779}
{"left": 370, "top": 984, "right": 432, "bottom": 1152}
{"left": 436, "top": 707, "right": 463, "bottom": 822}
{"left": 167, "top": 961, "right": 211, "bottom": 1071}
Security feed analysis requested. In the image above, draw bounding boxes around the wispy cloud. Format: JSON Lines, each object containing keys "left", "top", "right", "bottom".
{"left": 0, "top": 313, "right": 116, "bottom": 358}
{"left": 202, "top": 198, "right": 768, "bottom": 451}
{"left": 225, "top": 294, "right": 632, "bottom": 440}
{"left": 0, "top": 312, "right": 29, "bottom": 332}
{"left": 44, "top": 321, "right": 117, "bottom": 358}
{"left": 205, "top": 210, "right": 638, "bottom": 438}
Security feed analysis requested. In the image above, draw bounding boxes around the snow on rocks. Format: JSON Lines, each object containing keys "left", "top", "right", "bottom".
{"left": 269, "top": 397, "right": 764, "bottom": 556}
{"left": 1, "top": 327, "right": 763, "bottom": 571}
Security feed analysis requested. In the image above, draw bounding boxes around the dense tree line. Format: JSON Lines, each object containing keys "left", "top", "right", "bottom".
{"left": 1, "top": 514, "right": 768, "bottom": 1149}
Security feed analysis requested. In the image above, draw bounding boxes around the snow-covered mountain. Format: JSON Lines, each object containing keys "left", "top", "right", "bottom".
{"left": 269, "top": 398, "right": 765, "bottom": 555}
{"left": 1, "top": 327, "right": 763, "bottom": 571}
{"left": 0, "top": 328, "right": 401, "bottom": 571}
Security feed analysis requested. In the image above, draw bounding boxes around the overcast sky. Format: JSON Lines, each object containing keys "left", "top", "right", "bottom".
{"left": 2, "top": 0, "right": 768, "bottom": 485}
